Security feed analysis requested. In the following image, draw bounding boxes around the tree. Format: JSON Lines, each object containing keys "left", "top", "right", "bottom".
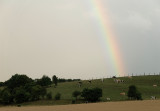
{"left": 72, "top": 90, "right": 81, "bottom": 100}
{"left": 40, "top": 87, "right": 47, "bottom": 99}
{"left": 52, "top": 75, "right": 58, "bottom": 86}
{"left": 14, "top": 87, "right": 30, "bottom": 103}
{"left": 5, "top": 74, "right": 33, "bottom": 89}
{"left": 30, "top": 85, "right": 44, "bottom": 101}
{"left": 127, "top": 85, "right": 142, "bottom": 100}
{"left": 81, "top": 87, "right": 102, "bottom": 102}
{"left": 0, "top": 89, "right": 12, "bottom": 104}
{"left": 37, "top": 75, "right": 52, "bottom": 86}
{"left": 0, "top": 82, "right": 4, "bottom": 87}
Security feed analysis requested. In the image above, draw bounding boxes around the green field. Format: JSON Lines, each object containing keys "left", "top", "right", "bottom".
{"left": 19, "top": 75, "right": 160, "bottom": 105}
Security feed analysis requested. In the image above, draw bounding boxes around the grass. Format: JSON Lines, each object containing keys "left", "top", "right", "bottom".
{"left": 2, "top": 75, "right": 160, "bottom": 106}
{"left": 46, "top": 75, "right": 160, "bottom": 102}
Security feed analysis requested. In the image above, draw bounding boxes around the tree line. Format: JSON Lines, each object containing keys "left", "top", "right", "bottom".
{"left": 0, "top": 74, "right": 81, "bottom": 104}
{"left": 0, "top": 74, "right": 142, "bottom": 105}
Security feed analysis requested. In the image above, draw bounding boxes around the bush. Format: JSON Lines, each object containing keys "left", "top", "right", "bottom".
{"left": 72, "top": 90, "right": 81, "bottom": 100}
{"left": 55, "top": 93, "right": 61, "bottom": 100}
{"left": 30, "top": 85, "right": 43, "bottom": 101}
{"left": 1, "top": 89, "right": 12, "bottom": 104}
{"left": 14, "top": 87, "right": 30, "bottom": 103}
{"left": 46, "top": 92, "right": 52, "bottom": 100}
{"left": 127, "top": 85, "right": 142, "bottom": 100}
{"left": 81, "top": 87, "right": 102, "bottom": 102}
{"left": 72, "top": 99, "right": 76, "bottom": 104}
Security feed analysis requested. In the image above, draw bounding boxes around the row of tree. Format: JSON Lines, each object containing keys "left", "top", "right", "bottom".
{"left": 0, "top": 76, "right": 81, "bottom": 87}
{"left": 0, "top": 74, "right": 59, "bottom": 104}
{"left": 0, "top": 74, "right": 142, "bottom": 105}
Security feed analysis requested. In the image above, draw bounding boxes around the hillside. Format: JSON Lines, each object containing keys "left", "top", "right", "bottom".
{"left": 45, "top": 75, "right": 160, "bottom": 102}
{"left": 22, "top": 75, "right": 160, "bottom": 105}
{"left": 1, "top": 75, "right": 160, "bottom": 106}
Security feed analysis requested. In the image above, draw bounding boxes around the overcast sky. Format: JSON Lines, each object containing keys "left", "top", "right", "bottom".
{"left": 0, "top": 0, "right": 160, "bottom": 81}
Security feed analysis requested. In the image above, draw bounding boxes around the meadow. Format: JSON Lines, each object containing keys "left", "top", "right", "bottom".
{"left": 21, "top": 75, "right": 160, "bottom": 105}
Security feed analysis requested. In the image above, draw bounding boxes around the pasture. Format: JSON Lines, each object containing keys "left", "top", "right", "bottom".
{"left": 1, "top": 75, "right": 160, "bottom": 106}
{"left": 46, "top": 75, "right": 160, "bottom": 101}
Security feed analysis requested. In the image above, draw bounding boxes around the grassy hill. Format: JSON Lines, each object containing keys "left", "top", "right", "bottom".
{"left": 21, "top": 75, "right": 160, "bottom": 105}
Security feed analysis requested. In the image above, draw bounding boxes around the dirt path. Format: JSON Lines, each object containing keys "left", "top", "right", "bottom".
{"left": 0, "top": 100, "right": 160, "bottom": 111}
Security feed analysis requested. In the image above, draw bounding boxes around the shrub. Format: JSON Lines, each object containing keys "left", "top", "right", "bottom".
{"left": 14, "top": 87, "right": 30, "bottom": 103}
{"left": 72, "top": 90, "right": 81, "bottom": 100}
{"left": 81, "top": 87, "right": 102, "bottom": 102}
{"left": 55, "top": 93, "right": 61, "bottom": 100}
{"left": 17, "top": 104, "right": 21, "bottom": 107}
{"left": 1, "top": 89, "right": 12, "bottom": 104}
{"left": 72, "top": 99, "right": 76, "bottom": 104}
{"left": 127, "top": 85, "right": 142, "bottom": 100}
{"left": 46, "top": 92, "right": 52, "bottom": 100}
{"left": 31, "top": 85, "right": 43, "bottom": 101}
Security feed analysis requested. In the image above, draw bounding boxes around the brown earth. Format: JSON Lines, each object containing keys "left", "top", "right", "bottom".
{"left": 0, "top": 100, "right": 160, "bottom": 111}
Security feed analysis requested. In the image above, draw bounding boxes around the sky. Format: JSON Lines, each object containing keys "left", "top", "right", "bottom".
{"left": 0, "top": 0, "right": 160, "bottom": 81}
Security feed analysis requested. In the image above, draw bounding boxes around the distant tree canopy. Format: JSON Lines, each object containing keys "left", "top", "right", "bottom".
{"left": 0, "top": 74, "right": 48, "bottom": 104}
{"left": 0, "top": 82, "right": 4, "bottom": 87}
{"left": 0, "top": 74, "right": 82, "bottom": 105}
{"left": 72, "top": 90, "right": 81, "bottom": 100}
{"left": 52, "top": 75, "right": 58, "bottom": 86}
{"left": 127, "top": 85, "right": 142, "bottom": 100}
{"left": 5, "top": 74, "right": 33, "bottom": 89}
{"left": 81, "top": 88, "right": 102, "bottom": 102}
{"left": 0, "top": 88, "right": 12, "bottom": 104}
{"left": 36, "top": 75, "right": 52, "bottom": 86}
{"left": 58, "top": 78, "right": 81, "bottom": 83}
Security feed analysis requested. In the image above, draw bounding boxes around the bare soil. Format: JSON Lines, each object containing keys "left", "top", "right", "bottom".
{"left": 0, "top": 100, "right": 160, "bottom": 111}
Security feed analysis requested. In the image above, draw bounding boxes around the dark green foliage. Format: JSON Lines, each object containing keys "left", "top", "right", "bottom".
{"left": 41, "top": 87, "right": 47, "bottom": 99}
{"left": 5, "top": 74, "right": 33, "bottom": 89}
{"left": 0, "top": 74, "right": 52, "bottom": 105}
{"left": 52, "top": 75, "right": 58, "bottom": 86}
{"left": 58, "top": 78, "right": 81, "bottom": 83}
{"left": 72, "top": 90, "right": 81, "bottom": 100}
{"left": 37, "top": 75, "right": 52, "bottom": 86}
{"left": 136, "top": 91, "right": 142, "bottom": 100}
{"left": 67, "top": 79, "right": 72, "bottom": 82}
{"left": 127, "top": 85, "right": 142, "bottom": 100}
{"left": 58, "top": 78, "right": 66, "bottom": 83}
{"left": 14, "top": 87, "right": 30, "bottom": 103}
{"left": 128, "top": 85, "right": 137, "bottom": 98}
{"left": 0, "top": 89, "right": 12, "bottom": 104}
{"left": 81, "top": 87, "right": 102, "bottom": 102}
{"left": 46, "top": 92, "right": 52, "bottom": 100}
{"left": 30, "top": 85, "right": 44, "bottom": 101}
{"left": 55, "top": 93, "right": 61, "bottom": 100}
{"left": 0, "top": 82, "right": 4, "bottom": 87}
{"left": 24, "top": 82, "right": 37, "bottom": 93}
{"left": 17, "top": 104, "right": 21, "bottom": 107}
{"left": 72, "top": 99, "right": 76, "bottom": 104}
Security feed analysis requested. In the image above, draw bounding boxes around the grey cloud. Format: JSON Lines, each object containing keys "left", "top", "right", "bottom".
{"left": 0, "top": 0, "right": 160, "bottom": 81}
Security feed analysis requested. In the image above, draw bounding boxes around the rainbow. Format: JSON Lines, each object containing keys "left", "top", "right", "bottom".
{"left": 89, "top": 0, "right": 126, "bottom": 77}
